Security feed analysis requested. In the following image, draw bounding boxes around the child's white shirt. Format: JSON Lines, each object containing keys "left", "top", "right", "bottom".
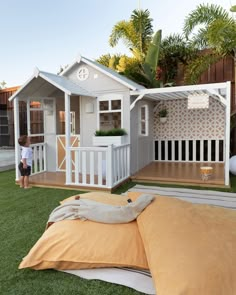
{"left": 21, "top": 146, "right": 33, "bottom": 167}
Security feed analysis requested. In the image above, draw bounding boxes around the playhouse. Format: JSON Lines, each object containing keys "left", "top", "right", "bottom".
{"left": 9, "top": 55, "right": 231, "bottom": 190}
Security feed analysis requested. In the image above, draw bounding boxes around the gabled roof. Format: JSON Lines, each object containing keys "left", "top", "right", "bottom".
{"left": 60, "top": 54, "right": 145, "bottom": 91}
{"left": 9, "top": 68, "right": 94, "bottom": 101}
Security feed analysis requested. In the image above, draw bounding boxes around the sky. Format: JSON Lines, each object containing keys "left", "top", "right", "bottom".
{"left": 0, "top": 0, "right": 235, "bottom": 87}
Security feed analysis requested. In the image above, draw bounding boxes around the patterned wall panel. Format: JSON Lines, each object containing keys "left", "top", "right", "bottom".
{"left": 153, "top": 98, "right": 225, "bottom": 140}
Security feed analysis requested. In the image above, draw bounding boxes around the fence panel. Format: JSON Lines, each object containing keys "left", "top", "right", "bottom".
{"left": 155, "top": 139, "right": 224, "bottom": 163}
{"left": 31, "top": 142, "right": 46, "bottom": 175}
{"left": 69, "top": 144, "right": 130, "bottom": 189}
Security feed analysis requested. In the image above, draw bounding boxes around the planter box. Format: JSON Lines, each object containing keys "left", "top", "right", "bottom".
{"left": 160, "top": 117, "right": 167, "bottom": 124}
{"left": 93, "top": 135, "right": 128, "bottom": 146}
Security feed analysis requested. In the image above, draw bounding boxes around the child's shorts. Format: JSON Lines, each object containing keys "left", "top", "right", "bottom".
{"left": 18, "top": 162, "right": 31, "bottom": 176}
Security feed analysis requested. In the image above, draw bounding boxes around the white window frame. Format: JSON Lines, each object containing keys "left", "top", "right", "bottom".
{"left": 70, "top": 111, "right": 76, "bottom": 134}
{"left": 140, "top": 104, "right": 149, "bottom": 136}
{"left": 97, "top": 95, "right": 123, "bottom": 129}
{"left": 27, "top": 98, "right": 55, "bottom": 137}
{"left": 59, "top": 111, "right": 76, "bottom": 134}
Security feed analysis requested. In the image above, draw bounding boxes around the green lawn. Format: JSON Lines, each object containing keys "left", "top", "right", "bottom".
{"left": 1, "top": 169, "right": 236, "bottom": 295}
{"left": 0, "top": 170, "right": 143, "bottom": 295}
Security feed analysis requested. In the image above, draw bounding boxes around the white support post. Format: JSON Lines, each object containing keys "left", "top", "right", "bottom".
{"left": 165, "top": 141, "right": 168, "bottom": 161}
{"left": 225, "top": 81, "right": 231, "bottom": 186}
{"left": 208, "top": 140, "right": 211, "bottom": 162}
{"left": 200, "top": 140, "right": 204, "bottom": 162}
{"left": 171, "top": 140, "right": 175, "bottom": 161}
{"left": 107, "top": 145, "right": 113, "bottom": 187}
{"left": 90, "top": 151, "right": 95, "bottom": 185}
{"left": 215, "top": 140, "right": 219, "bottom": 162}
{"left": 193, "top": 140, "right": 196, "bottom": 162}
{"left": 127, "top": 144, "right": 130, "bottom": 177}
{"left": 43, "top": 142, "right": 47, "bottom": 171}
{"left": 186, "top": 140, "right": 189, "bottom": 161}
{"left": 130, "top": 94, "right": 144, "bottom": 110}
{"left": 75, "top": 150, "right": 79, "bottom": 184}
{"left": 158, "top": 141, "right": 162, "bottom": 160}
{"left": 98, "top": 152, "right": 103, "bottom": 185}
{"left": 65, "top": 93, "right": 71, "bottom": 184}
{"left": 178, "top": 140, "right": 182, "bottom": 161}
{"left": 14, "top": 97, "right": 20, "bottom": 181}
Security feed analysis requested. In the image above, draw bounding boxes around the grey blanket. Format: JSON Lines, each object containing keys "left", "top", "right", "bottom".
{"left": 47, "top": 194, "right": 154, "bottom": 225}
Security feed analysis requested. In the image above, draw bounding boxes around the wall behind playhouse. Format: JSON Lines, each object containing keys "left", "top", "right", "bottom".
{"left": 154, "top": 98, "right": 225, "bottom": 140}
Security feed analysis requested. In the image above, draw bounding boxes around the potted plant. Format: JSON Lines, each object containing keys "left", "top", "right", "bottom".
{"left": 93, "top": 128, "right": 128, "bottom": 146}
{"left": 158, "top": 108, "right": 168, "bottom": 123}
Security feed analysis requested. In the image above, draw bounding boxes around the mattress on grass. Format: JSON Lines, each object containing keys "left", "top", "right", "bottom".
{"left": 19, "top": 191, "right": 236, "bottom": 295}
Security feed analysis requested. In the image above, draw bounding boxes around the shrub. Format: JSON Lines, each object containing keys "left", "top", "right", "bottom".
{"left": 159, "top": 108, "right": 168, "bottom": 117}
{"left": 95, "top": 128, "right": 127, "bottom": 136}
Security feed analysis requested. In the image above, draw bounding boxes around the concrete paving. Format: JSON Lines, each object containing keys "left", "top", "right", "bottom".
{"left": 0, "top": 148, "right": 15, "bottom": 171}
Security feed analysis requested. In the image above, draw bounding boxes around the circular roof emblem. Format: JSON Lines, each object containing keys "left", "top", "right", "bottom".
{"left": 77, "top": 67, "right": 89, "bottom": 81}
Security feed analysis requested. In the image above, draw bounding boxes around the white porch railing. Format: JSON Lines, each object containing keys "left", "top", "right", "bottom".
{"left": 67, "top": 144, "right": 130, "bottom": 189}
{"left": 31, "top": 143, "right": 47, "bottom": 175}
{"left": 155, "top": 139, "right": 224, "bottom": 162}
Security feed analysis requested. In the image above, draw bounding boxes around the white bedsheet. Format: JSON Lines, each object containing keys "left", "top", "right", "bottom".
{"left": 60, "top": 267, "right": 156, "bottom": 294}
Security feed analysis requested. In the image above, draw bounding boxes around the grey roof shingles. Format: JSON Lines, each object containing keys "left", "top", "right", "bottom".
{"left": 39, "top": 71, "right": 93, "bottom": 96}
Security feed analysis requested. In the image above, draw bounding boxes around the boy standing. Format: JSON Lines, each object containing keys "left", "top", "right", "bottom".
{"left": 18, "top": 135, "right": 32, "bottom": 189}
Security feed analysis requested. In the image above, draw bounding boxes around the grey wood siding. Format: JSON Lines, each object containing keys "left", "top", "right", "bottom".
{"left": 63, "top": 62, "right": 128, "bottom": 94}
{"left": 130, "top": 100, "right": 154, "bottom": 174}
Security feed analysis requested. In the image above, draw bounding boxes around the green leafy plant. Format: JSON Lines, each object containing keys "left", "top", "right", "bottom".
{"left": 158, "top": 108, "right": 168, "bottom": 117}
{"left": 95, "top": 128, "right": 127, "bottom": 136}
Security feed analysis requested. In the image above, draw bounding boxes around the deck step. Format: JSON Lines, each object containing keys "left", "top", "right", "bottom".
{"left": 127, "top": 185, "right": 236, "bottom": 209}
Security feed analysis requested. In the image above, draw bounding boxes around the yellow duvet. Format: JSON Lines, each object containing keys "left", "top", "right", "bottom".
{"left": 19, "top": 191, "right": 236, "bottom": 295}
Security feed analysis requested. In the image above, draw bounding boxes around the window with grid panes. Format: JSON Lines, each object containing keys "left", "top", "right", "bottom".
{"left": 0, "top": 104, "right": 8, "bottom": 135}
{"left": 140, "top": 105, "right": 148, "bottom": 136}
{"left": 99, "top": 98, "right": 122, "bottom": 130}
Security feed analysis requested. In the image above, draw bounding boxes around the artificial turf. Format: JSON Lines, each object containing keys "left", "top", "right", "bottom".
{"left": 0, "top": 170, "right": 143, "bottom": 295}
{"left": 2, "top": 169, "right": 235, "bottom": 295}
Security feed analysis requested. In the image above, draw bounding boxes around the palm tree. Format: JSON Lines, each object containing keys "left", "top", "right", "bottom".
{"left": 97, "top": 8, "right": 156, "bottom": 87}
{"left": 183, "top": 4, "right": 236, "bottom": 85}
{"left": 96, "top": 54, "right": 121, "bottom": 69}
{"left": 141, "top": 29, "right": 162, "bottom": 87}
{"left": 231, "top": 5, "right": 236, "bottom": 12}
{"left": 130, "top": 9, "right": 154, "bottom": 55}
{"left": 183, "top": 3, "right": 236, "bottom": 153}
{"left": 109, "top": 9, "right": 153, "bottom": 59}
{"left": 159, "top": 34, "right": 198, "bottom": 84}
{"left": 111, "top": 30, "right": 163, "bottom": 88}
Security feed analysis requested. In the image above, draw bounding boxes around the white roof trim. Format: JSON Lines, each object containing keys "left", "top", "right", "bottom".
{"left": 34, "top": 67, "right": 40, "bottom": 78}
{"left": 59, "top": 58, "right": 77, "bottom": 76}
{"left": 39, "top": 72, "right": 72, "bottom": 95}
{"left": 9, "top": 69, "right": 94, "bottom": 101}
{"left": 130, "top": 82, "right": 228, "bottom": 95}
{"left": 8, "top": 74, "right": 36, "bottom": 101}
{"left": 130, "top": 82, "right": 228, "bottom": 107}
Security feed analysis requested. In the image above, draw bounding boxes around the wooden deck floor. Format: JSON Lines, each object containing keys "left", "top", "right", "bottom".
{"left": 131, "top": 162, "right": 226, "bottom": 188}
{"left": 29, "top": 171, "right": 108, "bottom": 191}
{"left": 27, "top": 162, "right": 227, "bottom": 190}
